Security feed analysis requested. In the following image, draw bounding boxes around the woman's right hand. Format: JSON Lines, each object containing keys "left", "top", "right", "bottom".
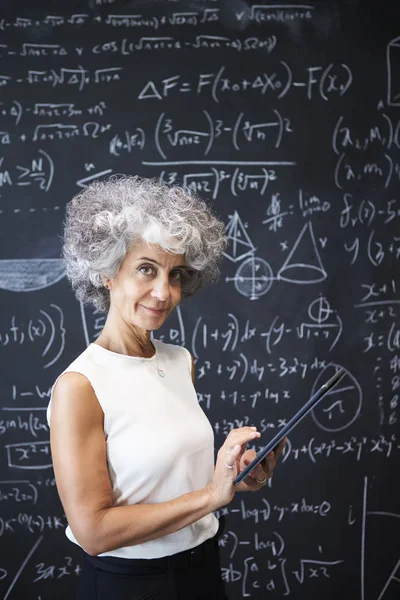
{"left": 206, "top": 426, "right": 261, "bottom": 511}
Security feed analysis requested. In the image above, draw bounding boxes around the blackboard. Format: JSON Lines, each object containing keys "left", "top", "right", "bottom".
{"left": 0, "top": 1, "right": 399, "bottom": 598}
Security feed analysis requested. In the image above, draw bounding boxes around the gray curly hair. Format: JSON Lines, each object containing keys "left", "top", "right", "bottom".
{"left": 62, "top": 175, "right": 227, "bottom": 312}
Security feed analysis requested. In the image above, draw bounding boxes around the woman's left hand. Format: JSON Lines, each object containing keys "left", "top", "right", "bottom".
{"left": 235, "top": 437, "right": 287, "bottom": 492}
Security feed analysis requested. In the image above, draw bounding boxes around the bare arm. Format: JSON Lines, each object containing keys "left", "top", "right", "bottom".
{"left": 50, "top": 372, "right": 257, "bottom": 556}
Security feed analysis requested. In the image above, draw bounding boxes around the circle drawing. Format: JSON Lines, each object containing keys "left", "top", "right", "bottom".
{"left": 308, "top": 296, "right": 334, "bottom": 323}
{"left": 311, "top": 363, "right": 362, "bottom": 432}
{"left": 234, "top": 256, "right": 273, "bottom": 300}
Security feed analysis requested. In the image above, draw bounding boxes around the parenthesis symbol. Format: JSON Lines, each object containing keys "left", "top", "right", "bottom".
{"left": 359, "top": 199, "right": 365, "bottom": 224}
{"left": 282, "top": 437, "right": 291, "bottom": 463}
{"left": 137, "top": 127, "right": 145, "bottom": 150}
{"left": 39, "top": 309, "right": 54, "bottom": 360}
{"left": 261, "top": 168, "right": 270, "bottom": 195}
{"left": 334, "top": 152, "right": 345, "bottom": 190}
{"left": 203, "top": 109, "right": 213, "bottom": 156}
{"left": 367, "top": 200, "right": 375, "bottom": 226}
{"left": 29, "top": 412, "right": 36, "bottom": 438}
{"left": 382, "top": 113, "right": 393, "bottom": 149}
{"left": 278, "top": 61, "right": 292, "bottom": 99}
{"left": 28, "top": 320, "right": 34, "bottom": 342}
{"left": 155, "top": 112, "right": 167, "bottom": 160}
{"left": 330, "top": 314, "right": 342, "bottom": 351}
{"left": 262, "top": 498, "right": 271, "bottom": 520}
{"left": 308, "top": 437, "right": 316, "bottom": 463}
{"left": 332, "top": 115, "right": 343, "bottom": 155}
{"left": 210, "top": 167, "right": 220, "bottom": 200}
{"left": 384, "top": 153, "right": 393, "bottom": 188}
{"left": 387, "top": 322, "right": 396, "bottom": 352}
{"left": 320, "top": 63, "right": 333, "bottom": 101}
{"left": 29, "top": 483, "right": 38, "bottom": 505}
{"left": 227, "top": 530, "right": 238, "bottom": 559}
{"left": 228, "top": 312, "right": 239, "bottom": 351}
{"left": 273, "top": 530, "right": 285, "bottom": 556}
{"left": 367, "top": 230, "right": 378, "bottom": 267}
{"left": 340, "top": 63, "right": 353, "bottom": 95}
{"left": 231, "top": 167, "right": 239, "bottom": 196}
{"left": 269, "top": 35, "right": 277, "bottom": 52}
{"left": 42, "top": 304, "right": 65, "bottom": 368}
{"left": 212, "top": 65, "right": 225, "bottom": 103}
{"left": 240, "top": 352, "right": 248, "bottom": 382}
{"left": 13, "top": 100, "right": 23, "bottom": 125}
{"left": 273, "top": 109, "right": 283, "bottom": 148}
{"left": 38, "top": 149, "right": 54, "bottom": 191}
{"left": 192, "top": 316, "right": 202, "bottom": 360}
{"left": 394, "top": 119, "right": 400, "bottom": 149}
{"left": 233, "top": 112, "right": 243, "bottom": 151}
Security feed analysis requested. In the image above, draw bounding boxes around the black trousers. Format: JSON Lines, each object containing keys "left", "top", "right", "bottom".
{"left": 78, "top": 533, "right": 229, "bottom": 600}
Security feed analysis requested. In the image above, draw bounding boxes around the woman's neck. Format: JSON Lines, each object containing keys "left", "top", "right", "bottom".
{"left": 95, "top": 325, "right": 155, "bottom": 358}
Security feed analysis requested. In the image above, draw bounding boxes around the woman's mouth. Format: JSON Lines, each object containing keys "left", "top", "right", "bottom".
{"left": 142, "top": 305, "right": 167, "bottom": 315}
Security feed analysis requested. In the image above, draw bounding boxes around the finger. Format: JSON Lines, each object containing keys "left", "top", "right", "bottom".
{"left": 223, "top": 444, "right": 241, "bottom": 469}
{"left": 244, "top": 450, "right": 274, "bottom": 479}
{"left": 227, "top": 426, "right": 260, "bottom": 443}
{"left": 255, "top": 463, "right": 268, "bottom": 478}
{"left": 224, "top": 428, "right": 261, "bottom": 453}
{"left": 239, "top": 450, "right": 259, "bottom": 478}
{"left": 248, "top": 464, "right": 266, "bottom": 481}
{"left": 274, "top": 437, "right": 288, "bottom": 458}
{"left": 262, "top": 451, "right": 277, "bottom": 475}
{"left": 240, "top": 449, "right": 257, "bottom": 466}
{"left": 250, "top": 462, "right": 270, "bottom": 485}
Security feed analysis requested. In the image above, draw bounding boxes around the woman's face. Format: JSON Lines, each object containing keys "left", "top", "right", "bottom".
{"left": 107, "top": 240, "right": 185, "bottom": 331}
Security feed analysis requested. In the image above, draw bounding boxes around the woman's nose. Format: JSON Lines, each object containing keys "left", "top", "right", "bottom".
{"left": 150, "top": 275, "right": 169, "bottom": 301}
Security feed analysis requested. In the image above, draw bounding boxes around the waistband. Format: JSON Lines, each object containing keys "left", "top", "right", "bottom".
{"left": 84, "top": 534, "right": 219, "bottom": 574}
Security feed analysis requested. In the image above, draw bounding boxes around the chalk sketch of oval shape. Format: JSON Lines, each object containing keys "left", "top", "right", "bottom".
{"left": 234, "top": 256, "right": 273, "bottom": 300}
{"left": 0, "top": 259, "right": 65, "bottom": 292}
{"left": 311, "top": 363, "right": 362, "bottom": 432}
{"left": 278, "top": 263, "right": 326, "bottom": 284}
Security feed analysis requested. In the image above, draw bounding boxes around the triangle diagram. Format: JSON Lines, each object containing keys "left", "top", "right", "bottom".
{"left": 223, "top": 211, "right": 255, "bottom": 263}
{"left": 278, "top": 222, "right": 327, "bottom": 283}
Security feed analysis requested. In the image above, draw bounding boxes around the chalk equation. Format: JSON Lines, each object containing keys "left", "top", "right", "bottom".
{"left": 0, "top": 4, "right": 398, "bottom": 600}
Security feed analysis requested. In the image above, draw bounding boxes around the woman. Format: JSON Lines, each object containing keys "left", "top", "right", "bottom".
{"left": 47, "top": 175, "right": 286, "bottom": 600}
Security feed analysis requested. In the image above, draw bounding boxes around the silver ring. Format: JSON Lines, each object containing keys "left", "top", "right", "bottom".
{"left": 256, "top": 476, "right": 268, "bottom": 485}
{"left": 224, "top": 462, "right": 234, "bottom": 469}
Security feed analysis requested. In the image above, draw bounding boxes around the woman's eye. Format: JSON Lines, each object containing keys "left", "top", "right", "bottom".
{"left": 138, "top": 265, "right": 155, "bottom": 276}
{"left": 170, "top": 270, "right": 183, "bottom": 281}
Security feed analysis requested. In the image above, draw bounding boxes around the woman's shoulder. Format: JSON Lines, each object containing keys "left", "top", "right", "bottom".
{"left": 47, "top": 345, "right": 101, "bottom": 425}
{"left": 48, "top": 367, "right": 100, "bottom": 428}
{"left": 51, "top": 345, "right": 95, "bottom": 388}
{"left": 57, "top": 343, "right": 95, "bottom": 368}
{"left": 61, "top": 343, "right": 111, "bottom": 374}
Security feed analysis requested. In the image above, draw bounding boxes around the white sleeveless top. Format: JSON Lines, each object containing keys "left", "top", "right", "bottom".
{"left": 46, "top": 340, "right": 218, "bottom": 558}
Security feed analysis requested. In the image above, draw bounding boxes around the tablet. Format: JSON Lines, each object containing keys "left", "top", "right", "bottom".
{"left": 234, "top": 366, "right": 347, "bottom": 485}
